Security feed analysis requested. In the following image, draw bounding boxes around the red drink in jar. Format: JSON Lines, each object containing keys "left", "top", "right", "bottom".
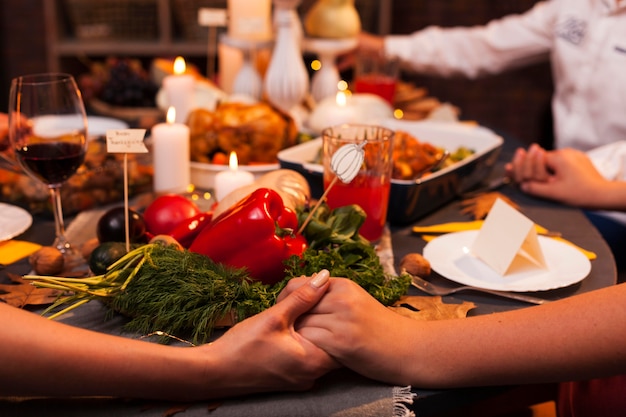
{"left": 322, "top": 124, "right": 394, "bottom": 243}
{"left": 324, "top": 173, "right": 391, "bottom": 242}
{"left": 354, "top": 74, "right": 397, "bottom": 105}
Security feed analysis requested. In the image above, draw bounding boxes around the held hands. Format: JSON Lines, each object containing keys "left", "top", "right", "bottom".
{"left": 208, "top": 270, "right": 338, "bottom": 395}
{"left": 505, "top": 143, "right": 615, "bottom": 209}
{"left": 279, "top": 277, "right": 419, "bottom": 386}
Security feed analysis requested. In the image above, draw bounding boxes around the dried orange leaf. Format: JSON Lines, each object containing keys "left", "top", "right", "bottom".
{"left": 390, "top": 295, "right": 476, "bottom": 321}
{"left": 163, "top": 403, "right": 192, "bottom": 416}
{"left": 460, "top": 192, "right": 519, "bottom": 220}
{"left": 207, "top": 401, "right": 223, "bottom": 411}
{"left": 0, "top": 273, "right": 61, "bottom": 308}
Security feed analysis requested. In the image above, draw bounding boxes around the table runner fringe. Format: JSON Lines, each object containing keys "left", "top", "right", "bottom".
{"left": 393, "top": 385, "right": 416, "bottom": 417}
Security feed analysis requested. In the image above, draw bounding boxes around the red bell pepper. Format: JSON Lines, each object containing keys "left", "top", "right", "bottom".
{"left": 188, "top": 188, "right": 308, "bottom": 285}
{"left": 169, "top": 211, "right": 213, "bottom": 248}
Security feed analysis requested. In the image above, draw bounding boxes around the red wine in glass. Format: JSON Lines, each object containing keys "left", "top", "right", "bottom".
{"left": 9, "top": 73, "right": 88, "bottom": 261}
{"left": 15, "top": 141, "right": 86, "bottom": 185}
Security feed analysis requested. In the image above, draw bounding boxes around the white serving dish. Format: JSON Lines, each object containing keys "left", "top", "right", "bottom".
{"left": 277, "top": 119, "right": 504, "bottom": 225}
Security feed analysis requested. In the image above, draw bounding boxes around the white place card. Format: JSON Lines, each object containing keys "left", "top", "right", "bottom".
{"left": 198, "top": 8, "right": 227, "bottom": 27}
{"left": 471, "top": 198, "right": 547, "bottom": 276}
{"left": 105, "top": 129, "right": 148, "bottom": 153}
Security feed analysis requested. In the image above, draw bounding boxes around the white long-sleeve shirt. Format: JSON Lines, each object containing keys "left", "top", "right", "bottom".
{"left": 384, "top": 0, "right": 626, "bottom": 151}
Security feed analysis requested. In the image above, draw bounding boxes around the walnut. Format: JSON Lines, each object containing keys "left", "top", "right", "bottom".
{"left": 29, "top": 246, "right": 64, "bottom": 276}
{"left": 399, "top": 253, "right": 431, "bottom": 277}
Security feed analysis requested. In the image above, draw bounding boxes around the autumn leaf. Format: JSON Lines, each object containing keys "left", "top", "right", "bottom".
{"left": 140, "top": 400, "right": 223, "bottom": 416}
{"left": 390, "top": 295, "right": 476, "bottom": 321}
{"left": 0, "top": 273, "right": 62, "bottom": 307}
{"left": 460, "top": 192, "right": 519, "bottom": 220}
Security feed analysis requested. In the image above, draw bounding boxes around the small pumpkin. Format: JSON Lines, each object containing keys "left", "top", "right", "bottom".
{"left": 304, "top": 0, "right": 361, "bottom": 39}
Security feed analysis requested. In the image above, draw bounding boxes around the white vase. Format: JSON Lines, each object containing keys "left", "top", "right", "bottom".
{"left": 264, "top": 3, "right": 309, "bottom": 112}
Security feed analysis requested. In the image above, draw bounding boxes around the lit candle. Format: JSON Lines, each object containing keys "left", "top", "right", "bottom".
{"left": 308, "top": 89, "right": 358, "bottom": 132}
{"left": 152, "top": 107, "right": 190, "bottom": 194}
{"left": 227, "top": 0, "right": 272, "bottom": 42}
{"left": 162, "top": 57, "right": 195, "bottom": 124}
{"left": 214, "top": 151, "right": 255, "bottom": 201}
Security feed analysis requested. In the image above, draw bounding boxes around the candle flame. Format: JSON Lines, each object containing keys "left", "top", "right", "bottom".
{"left": 166, "top": 106, "right": 176, "bottom": 123}
{"left": 173, "top": 56, "right": 187, "bottom": 75}
{"left": 336, "top": 91, "right": 347, "bottom": 107}
{"left": 228, "top": 151, "right": 239, "bottom": 171}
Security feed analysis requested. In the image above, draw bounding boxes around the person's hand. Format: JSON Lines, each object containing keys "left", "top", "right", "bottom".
{"left": 281, "top": 277, "right": 418, "bottom": 386}
{"left": 206, "top": 270, "right": 339, "bottom": 396}
{"left": 337, "top": 32, "right": 385, "bottom": 71}
{"left": 505, "top": 143, "right": 551, "bottom": 183}
{"left": 508, "top": 145, "right": 614, "bottom": 208}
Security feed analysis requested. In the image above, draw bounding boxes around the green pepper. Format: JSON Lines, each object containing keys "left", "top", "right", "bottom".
{"left": 189, "top": 188, "right": 308, "bottom": 285}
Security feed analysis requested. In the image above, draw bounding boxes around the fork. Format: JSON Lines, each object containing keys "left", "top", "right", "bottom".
{"left": 410, "top": 274, "right": 549, "bottom": 305}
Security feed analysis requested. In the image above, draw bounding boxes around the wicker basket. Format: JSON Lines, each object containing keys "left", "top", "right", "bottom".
{"left": 172, "top": 0, "right": 227, "bottom": 41}
{"left": 64, "top": 0, "right": 159, "bottom": 40}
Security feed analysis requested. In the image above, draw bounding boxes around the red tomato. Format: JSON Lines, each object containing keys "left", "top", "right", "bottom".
{"left": 211, "top": 152, "right": 228, "bottom": 165}
{"left": 143, "top": 194, "right": 201, "bottom": 236}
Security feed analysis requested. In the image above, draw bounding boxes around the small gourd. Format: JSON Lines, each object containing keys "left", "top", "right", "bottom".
{"left": 331, "top": 141, "right": 366, "bottom": 183}
{"left": 304, "top": 0, "right": 361, "bottom": 39}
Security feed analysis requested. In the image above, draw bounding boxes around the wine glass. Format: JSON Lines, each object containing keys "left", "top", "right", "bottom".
{"left": 8, "top": 73, "right": 88, "bottom": 261}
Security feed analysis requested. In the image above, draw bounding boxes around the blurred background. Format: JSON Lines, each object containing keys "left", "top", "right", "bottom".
{"left": 0, "top": 0, "right": 553, "bottom": 147}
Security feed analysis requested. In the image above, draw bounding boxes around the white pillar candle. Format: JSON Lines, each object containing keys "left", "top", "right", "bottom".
{"left": 228, "top": 0, "right": 272, "bottom": 42}
{"left": 308, "top": 90, "right": 358, "bottom": 132}
{"left": 162, "top": 57, "right": 195, "bottom": 124}
{"left": 214, "top": 151, "right": 255, "bottom": 201}
{"left": 152, "top": 107, "right": 191, "bottom": 194}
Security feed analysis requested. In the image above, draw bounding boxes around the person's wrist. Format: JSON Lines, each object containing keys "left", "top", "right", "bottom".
{"left": 191, "top": 342, "right": 247, "bottom": 400}
{"left": 598, "top": 180, "right": 626, "bottom": 211}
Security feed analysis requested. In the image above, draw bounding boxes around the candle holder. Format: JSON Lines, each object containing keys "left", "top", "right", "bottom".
{"left": 304, "top": 37, "right": 358, "bottom": 103}
{"left": 263, "top": 0, "right": 309, "bottom": 112}
{"left": 220, "top": 34, "right": 273, "bottom": 100}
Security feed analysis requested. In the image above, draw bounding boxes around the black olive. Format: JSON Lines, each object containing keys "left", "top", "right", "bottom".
{"left": 97, "top": 206, "right": 147, "bottom": 243}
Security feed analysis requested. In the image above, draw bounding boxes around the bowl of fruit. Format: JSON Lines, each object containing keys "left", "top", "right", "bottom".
{"left": 78, "top": 57, "right": 165, "bottom": 124}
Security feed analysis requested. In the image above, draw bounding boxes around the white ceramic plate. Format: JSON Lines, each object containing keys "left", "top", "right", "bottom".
{"left": 31, "top": 115, "right": 128, "bottom": 140}
{"left": 0, "top": 203, "right": 33, "bottom": 241}
{"left": 423, "top": 230, "right": 591, "bottom": 292}
{"left": 87, "top": 116, "right": 129, "bottom": 138}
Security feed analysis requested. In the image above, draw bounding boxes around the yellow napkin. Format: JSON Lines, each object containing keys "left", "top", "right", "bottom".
{"left": 0, "top": 240, "right": 42, "bottom": 265}
{"left": 412, "top": 221, "right": 597, "bottom": 260}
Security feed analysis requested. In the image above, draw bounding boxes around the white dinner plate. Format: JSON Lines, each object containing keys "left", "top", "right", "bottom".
{"left": 31, "top": 115, "right": 128, "bottom": 140}
{"left": 423, "top": 230, "right": 591, "bottom": 292}
{"left": 86, "top": 116, "right": 129, "bottom": 138}
{"left": 0, "top": 203, "right": 33, "bottom": 241}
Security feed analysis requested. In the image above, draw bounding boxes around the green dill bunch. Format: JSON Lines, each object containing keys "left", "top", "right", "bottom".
{"left": 284, "top": 242, "right": 411, "bottom": 306}
{"left": 109, "top": 244, "right": 282, "bottom": 344}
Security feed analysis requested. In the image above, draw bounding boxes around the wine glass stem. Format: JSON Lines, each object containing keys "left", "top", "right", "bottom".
{"left": 49, "top": 186, "right": 70, "bottom": 252}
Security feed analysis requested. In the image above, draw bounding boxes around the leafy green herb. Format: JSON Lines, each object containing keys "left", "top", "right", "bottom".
{"left": 109, "top": 245, "right": 278, "bottom": 343}
{"left": 27, "top": 243, "right": 279, "bottom": 344}
{"left": 290, "top": 203, "right": 410, "bottom": 305}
